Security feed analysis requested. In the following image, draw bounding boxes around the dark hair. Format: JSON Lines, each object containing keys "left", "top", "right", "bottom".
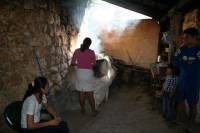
{"left": 80, "top": 37, "right": 92, "bottom": 52}
{"left": 183, "top": 27, "right": 198, "bottom": 37}
{"left": 23, "top": 76, "right": 48, "bottom": 101}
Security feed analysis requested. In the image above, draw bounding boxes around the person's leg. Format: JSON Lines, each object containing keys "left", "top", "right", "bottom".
{"left": 57, "top": 121, "right": 69, "bottom": 133}
{"left": 176, "top": 101, "right": 187, "bottom": 122}
{"left": 171, "top": 97, "right": 176, "bottom": 120}
{"left": 188, "top": 104, "right": 197, "bottom": 126}
{"left": 162, "top": 94, "right": 167, "bottom": 118}
{"left": 176, "top": 87, "right": 187, "bottom": 123}
{"left": 36, "top": 122, "right": 69, "bottom": 133}
{"left": 165, "top": 94, "right": 172, "bottom": 121}
{"left": 21, "top": 128, "right": 50, "bottom": 133}
{"left": 79, "top": 91, "right": 86, "bottom": 114}
{"left": 87, "top": 92, "right": 97, "bottom": 114}
{"left": 166, "top": 96, "right": 170, "bottom": 120}
{"left": 186, "top": 87, "right": 199, "bottom": 126}
{"left": 168, "top": 97, "right": 174, "bottom": 121}
{"left": 20, "top": 121, "right": 69, "bottom": 133}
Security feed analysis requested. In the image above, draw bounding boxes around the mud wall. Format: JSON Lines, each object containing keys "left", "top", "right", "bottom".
{"left": 101, "top": 19, "right": 160, "bottom": 68}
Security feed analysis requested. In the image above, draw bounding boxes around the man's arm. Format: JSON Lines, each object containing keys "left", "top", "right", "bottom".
{"left": 172, "top": 48, "right": 182, "bottom": 68}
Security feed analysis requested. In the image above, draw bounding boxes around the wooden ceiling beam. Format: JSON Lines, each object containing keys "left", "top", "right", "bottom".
{"left": 104, "top": 0, "right": 166, "bottom": 20}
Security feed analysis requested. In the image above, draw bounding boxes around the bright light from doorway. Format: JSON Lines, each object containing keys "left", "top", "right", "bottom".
{"left": 76, "top": 0, "right": 152, "bottom": 53}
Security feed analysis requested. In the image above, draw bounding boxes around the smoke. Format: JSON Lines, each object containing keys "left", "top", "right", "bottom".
{"left": 100, "top": 20, "right": 160, "bottom": 68}
{"left": 76, "top": 0, "right": 151, "bottom": 53}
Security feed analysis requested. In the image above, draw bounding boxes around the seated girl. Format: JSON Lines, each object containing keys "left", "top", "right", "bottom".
{"left": 21, "top": 76, "right": 69, "bottom": 133}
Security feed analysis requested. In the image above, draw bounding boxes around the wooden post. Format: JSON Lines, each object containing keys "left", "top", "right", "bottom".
{"left": 169, "top": 11, "right": 183, "bottom": 63}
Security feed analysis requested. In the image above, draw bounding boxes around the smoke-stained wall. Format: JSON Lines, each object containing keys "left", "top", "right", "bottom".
{"left": 61, "top": 0, "right": 91, "bottom": 50}
{"left": 61, "top": 0, "right": 90, "bottom": 28}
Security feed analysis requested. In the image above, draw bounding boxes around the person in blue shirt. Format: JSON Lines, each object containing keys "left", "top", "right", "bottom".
{"left": 172, "top": 28, "right": 200, "bottom": 125}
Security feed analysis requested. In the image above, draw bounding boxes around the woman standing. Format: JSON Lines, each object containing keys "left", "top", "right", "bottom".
{"left": 71, "top": 37, "right": 98, "bottom": 116}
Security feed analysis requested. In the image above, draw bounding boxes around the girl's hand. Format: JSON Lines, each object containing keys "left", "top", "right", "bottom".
{"left": 48, "top": 119, "right": 60, "bottom": 126}
{"left": 55, "top": 116, "right": 62, "bottom": 122}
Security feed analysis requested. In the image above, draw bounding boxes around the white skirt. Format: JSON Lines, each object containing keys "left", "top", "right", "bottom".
{"left": 75, "top": 68, "right": 95, "bottom": 92}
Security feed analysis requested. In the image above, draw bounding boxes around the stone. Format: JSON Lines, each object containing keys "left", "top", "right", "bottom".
{"left": 50, "top": 66, "right": 59, "bottom": 74}
{"left": 49, "top": 24, "right": 55, "bottom": 37}
{"left": 52, "top": 73, "right": 62, "bottom": 82}
{"left": 24, "top": 0, "right": 34, "bottom": 10}
{"left": 37, "top": 0, "right": 48, "bottom": 9}
{"left": 23, "top": 31, "right": 31, "bottom": 37}
{"left": 61, "top": 62, "right": 68, "bottom": 69}
{"left": 54, "top": 14, "right": 61, "bottom": 25}
{"left": 48, "top": 14, "right": 55, "bottom": 24}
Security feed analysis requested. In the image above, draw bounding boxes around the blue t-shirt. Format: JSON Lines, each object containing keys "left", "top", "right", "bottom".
{"left": 172, "top": 45, "right": 200, "bottom": 90}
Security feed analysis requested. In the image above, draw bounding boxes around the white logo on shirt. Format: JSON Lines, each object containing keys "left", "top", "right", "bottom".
{"left": 182, "top": 56, "right": 196, "bottom": 64}
{"left": 188, "top": 57, "right": 196, "bottom": 61}
{"left": 175, "top": 49, "right": 181, "bottom": 57}
{"left": 182, "top": 56, "right": 187, "bottom": 61}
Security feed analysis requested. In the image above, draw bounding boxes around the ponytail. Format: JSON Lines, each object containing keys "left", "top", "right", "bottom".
{"left": 23, "top": 83, "right": 34, "bottom": 101}
{"left": 22, "top": 77, "right": 48, "bottom": 101}
{"left": 80, "top": 44, "right": 88, "bottom": 52}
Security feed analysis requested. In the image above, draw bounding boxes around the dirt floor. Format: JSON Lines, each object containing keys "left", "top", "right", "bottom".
{"left": 62, "top": 83, "right": 200, "bottom": 133}
{"left": 1, "top": 82, "right": 200, "bottom": 133}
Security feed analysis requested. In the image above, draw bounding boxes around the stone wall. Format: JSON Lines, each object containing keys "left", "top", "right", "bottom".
{"left": 0, "top": 0, "right": 89, "bottom": 119}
